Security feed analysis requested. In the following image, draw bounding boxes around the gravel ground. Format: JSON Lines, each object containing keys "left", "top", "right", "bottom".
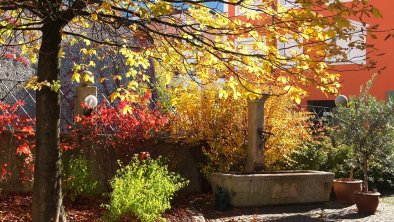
{"left": 1, "top": 192, "right": 393, "bottom": 221}
{"left": 165, "top": 193, "right": 394, "bottom": 222}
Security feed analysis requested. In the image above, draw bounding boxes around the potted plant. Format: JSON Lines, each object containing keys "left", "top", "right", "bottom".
{"left": 330, "top": 96, "right": 362, "bottom": 204}
{"left": 332, "top": 77, "right": 394, "bottom": 213}
{"left": 331, "top": 153, "right": 362, "bottom": 204}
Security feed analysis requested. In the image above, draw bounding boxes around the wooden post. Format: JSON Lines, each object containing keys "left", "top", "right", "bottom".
{"left": 246, "top": 95, "right": 270, "bottom": 172}
{"left": 74, "top": 86, "right": 97, "bottom": 117}
{"left": 74, "top": 71, "right": 97, "bottom": 117}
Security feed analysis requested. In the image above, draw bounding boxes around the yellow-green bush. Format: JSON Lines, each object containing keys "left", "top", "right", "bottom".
{"left": 105, "top": 155, "right": 188, "bottom": 222}
{"left": 168, "top": 83, "right": 311, "bottom": 176}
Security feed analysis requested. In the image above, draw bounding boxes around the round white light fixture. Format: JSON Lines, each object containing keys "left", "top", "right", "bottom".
{"left": 335, "top": 95, "right": 348, "bottom": 107}
{"left": 84, "top": 95, "right": 98, "bottom": 108}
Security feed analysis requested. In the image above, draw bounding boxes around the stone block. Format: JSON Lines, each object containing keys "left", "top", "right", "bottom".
{"left": 211, "top": 171, "right": 334, "bottom": 207}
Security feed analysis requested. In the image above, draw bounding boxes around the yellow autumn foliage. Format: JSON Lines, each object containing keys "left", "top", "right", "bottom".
{"left": 3, "top": 0, "right": 381, "bottom": 105}
{"left": 168, "top": 83, "right": 312, "bottom": 177}
{"left": 263, "top": 96, "right": 312, "bottom": 170}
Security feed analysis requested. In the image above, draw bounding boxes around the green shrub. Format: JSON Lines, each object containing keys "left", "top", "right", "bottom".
{"left": 354, "top": 156, "right": 394, "bottom": 190}
{"left": 286, "top": 129, "right": 354, "bottom": 178}
{"left": 324, "top": 143, "right": 354, "bottom": 178}
{"left": 63, "top": 155, "right": 99, "bottom": 201}
{"left": 289, "top": 131, "right": 394, "bottom": 189}
{"left": 287, "top": 138, "right": 328, "bottom": 171}
{"left": 106, "top": 155, "right": 189, "bottom": 222}
{"left": 331, "top": 81, "right": 394, "bottom": 191}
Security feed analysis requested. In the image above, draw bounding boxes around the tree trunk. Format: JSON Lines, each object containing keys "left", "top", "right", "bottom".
{"left": 363, "top": 153, "right": 369, "bottom": 192}
{"left": 349, "top": 166, "right": 354, "bottom": 179}
{"left": 147, "top": 57, "right": 158, "bottom": 109}
{"left": 32, "top": 22, "right": 64, "bottom": 222}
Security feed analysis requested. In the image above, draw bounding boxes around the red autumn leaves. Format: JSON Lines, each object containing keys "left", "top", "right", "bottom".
{"left": 0, "top": 93, "right": 168, "bottom": 182}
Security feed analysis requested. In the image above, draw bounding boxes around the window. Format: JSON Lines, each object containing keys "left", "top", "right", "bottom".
{"left": 235, "top": 37, "right": 266, "bottom": 54}
{"left": 184, "top": 50, "right": 198, "bottom": 64}
{"left": 235, "top": 0, "right": 261, "bottom": 16}
{"left": 328, "top": 0, "right": 353, "bottom": 4}
{"left": 223, "top": 4, "right": 228, "bottom": 14}
{"left": 278, "top": 0, "right": 300, "bottom": 8}
{"left": 307, "top": 100, "right": 335, "bottom": 118}
{"left": 277, "top": 34, "right": 303, "bottom": 66}
{"left": 234, "top": 37, "right": 266, "bottom": 70}
{"left": 235, "top": 37, "right": 256, "bottom": 52}
{"left": 326, "top": 20, "right": 367, "bottom": 65}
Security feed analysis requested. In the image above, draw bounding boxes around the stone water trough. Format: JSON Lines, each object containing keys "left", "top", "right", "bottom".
{"left": 211, "top": 170, "right": 334, "bottom": 207}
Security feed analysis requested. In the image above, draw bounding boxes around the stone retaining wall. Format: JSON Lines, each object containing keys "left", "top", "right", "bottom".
{"left": 0, "top": 132, "right": 208, "bottom": 194}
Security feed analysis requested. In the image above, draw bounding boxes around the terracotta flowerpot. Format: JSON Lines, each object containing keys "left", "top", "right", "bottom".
{"left": 333, "top": 178, "right": 362, "bottom": 204}
{"left": 354, "top": 191, "right": 380, "bottom": 214}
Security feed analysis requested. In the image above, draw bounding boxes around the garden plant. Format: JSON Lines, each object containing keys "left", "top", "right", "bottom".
{"left": 168, "top": 83, "right": 312, "bottom": 177}
{"left": 0, "top": 0, "right": 387, "bottom": 220}
{"left": 105, "top": 155, "right": 188, "bottom": 222}
{"left": 332, "top": 77, "right": 394, "bottom": 213}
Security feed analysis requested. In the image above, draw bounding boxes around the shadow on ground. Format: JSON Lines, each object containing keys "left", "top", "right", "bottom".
{"left": 191, "top": 194, "right": 372, "bottom": 221}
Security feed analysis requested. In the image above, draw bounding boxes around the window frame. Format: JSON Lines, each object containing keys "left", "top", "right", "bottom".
{"left": 328, "top": 0, "right": 353, "bottom": 4}
{"left": 277, "top": 34, "right": 304, "bottom": 67}
{"left": 325, "top": 20, "right": 367, "bottom": 65}
{"left": 235, "top": 36, "right": 266, "bottom": 54}
{"left": 233, "top": 36, "right": 267, "bottom": 70}
{"left": 235, "top": 0, "right": 261, "bottom": 16}
{"left": 278, "top": 0, "right": 300, "bottom": 9}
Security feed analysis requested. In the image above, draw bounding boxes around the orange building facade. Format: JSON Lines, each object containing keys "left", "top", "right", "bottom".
{"left": 225, "top": 0, "right": 394, "bottom": 108}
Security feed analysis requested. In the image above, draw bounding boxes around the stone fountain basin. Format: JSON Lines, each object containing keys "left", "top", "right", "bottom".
{"left": 211, "top": 170, "right": 334, "bottom": 207}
